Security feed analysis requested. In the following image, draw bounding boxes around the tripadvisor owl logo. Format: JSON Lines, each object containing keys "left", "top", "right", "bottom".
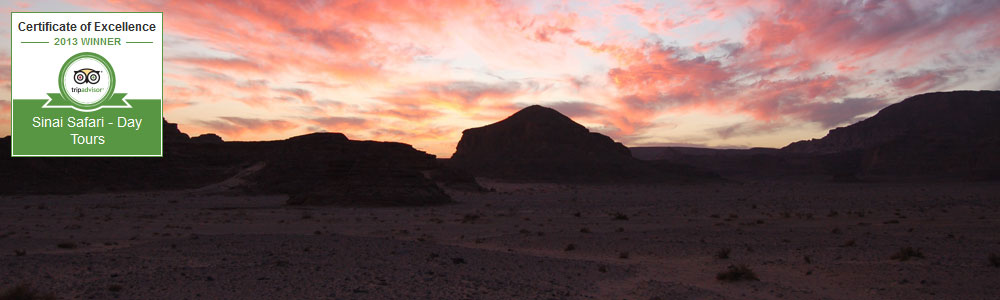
{"left": 50, "top": 52, "right": 127, "bottom": 111}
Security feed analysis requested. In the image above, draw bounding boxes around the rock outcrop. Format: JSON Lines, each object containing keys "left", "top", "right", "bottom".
{"left": 163, "top": 118, "right": 190, "bottom": 143}
{"left": 191, "top": 133, "right": 224, "bottom": 144}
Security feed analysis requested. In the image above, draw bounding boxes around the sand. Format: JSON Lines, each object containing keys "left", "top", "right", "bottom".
{"left": 2, "top": 181, "right": 999, "bottom": 299}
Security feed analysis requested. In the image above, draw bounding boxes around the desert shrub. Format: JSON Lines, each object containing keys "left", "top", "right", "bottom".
{"left": 564, "top": 244, "right": 577, "bottom": 251}
{"left": 989, "top": 253, "right": 999, "bottom": 268}
{"left": 890, "top": 247, "right": 924, "bottom": 261}
{"left": 579, "top": 227, "right": 591, "bottom": 233}
{"left": 0, "top": 284, "right": 56, "bottom": 300}
{"left": 716, "top": 265, "right": 758, "bottom": 282}
{"left": 612, "top": 212, "right": 629, "bottom": 221}
{"left": 840, "top": 239, "right": 856, "bottom": 247}
{"left": 56, "top": 242, "right": 76, "bottom": 249}
{"left": 715, "top": 248, "right": 731, "bottom": 259}
{"left": 618, "top": 252, "right": 629, "bottom": 259}
{"left": 461, "top": 214, "right": 480, "bottom": 224}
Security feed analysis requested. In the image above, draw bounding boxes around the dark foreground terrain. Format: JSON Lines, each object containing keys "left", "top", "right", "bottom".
{"left": 2, "top": 181, "right": 998, "bottom": 299}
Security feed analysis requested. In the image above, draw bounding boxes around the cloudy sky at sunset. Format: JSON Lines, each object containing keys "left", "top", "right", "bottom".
{"left": 3, "top": 0, "right": 1000, "bottom": 157}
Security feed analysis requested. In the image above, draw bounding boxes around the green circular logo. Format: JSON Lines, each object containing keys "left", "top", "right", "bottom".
{"left": 58, "top": 52, "right": 116, "bottom": 110}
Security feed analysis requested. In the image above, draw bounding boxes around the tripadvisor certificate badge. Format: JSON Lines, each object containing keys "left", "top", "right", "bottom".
{"left": 10, "top": 12, "right": 163, "bottom": 157}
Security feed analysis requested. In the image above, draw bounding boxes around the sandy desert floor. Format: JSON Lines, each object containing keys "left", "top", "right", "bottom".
{"left": 1, "top": 181, "right": 999, "bottom": 299}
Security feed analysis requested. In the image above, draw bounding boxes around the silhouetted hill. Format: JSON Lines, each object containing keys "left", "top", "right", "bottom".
{"left": 0, "top": 119, "right": 460, "bottom": 206}
{"left": 633, "top": 91, "right": 1000, "bottom": 181}
{"left": 784, "top": 90, "right": 1000, "bottom": 154}
{"left": 783, "top": 90, "right": 1000, "bottom": 179}
{"left": 450, "top": 105, "right": 717, "bottom": 182}
{"left": 191, "top": 133, "right": 224, "bottom": 144}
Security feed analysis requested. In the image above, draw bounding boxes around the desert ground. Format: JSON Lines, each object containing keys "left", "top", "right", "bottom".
{"left": 1, "top": 181, "right": 999, "bottom": 299}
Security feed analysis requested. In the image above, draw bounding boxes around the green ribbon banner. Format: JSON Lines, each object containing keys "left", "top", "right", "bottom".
{"left": 45, "top": 93, "right": 129, "bottom": 109}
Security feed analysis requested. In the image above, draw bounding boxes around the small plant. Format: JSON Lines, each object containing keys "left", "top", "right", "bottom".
{"left": 461, "top": 214, "right": 480, "bottom": 224}
{"left": 14, "top": 250, "right": 26, "bottom": 256}
{"left": 988, "top": 253, "right": 999, "bottom": 268}
{"left": 579, "top": 227, "right": 591, "bottom": 233}
{"left": 0, "top": 284, "right": 56, "bottom": 300}
{"left": 107, "top": 284, "right": 123, "bottom": 292}
{"left": 715, "top": 248, "right": 731, "bottom": 259}
{"left": 56, "top": 242, "right": 76, "bottom": 249}
{"left": 716, "top": 265, "right": 758, "bottom": 282}
{"left": 612, "top": 212, "right": 629, "bottom": 221}
{"left": 890, "top": 247, "right": 924, "bottom": 261}
{"left": 840, "top": 239, "right": 856, "bottom": 247}
{"left": 618, "top": 251, "right": 629, "bottom": 259}
{"left": 564, "top": 244, "right": 576, "bottom": 251}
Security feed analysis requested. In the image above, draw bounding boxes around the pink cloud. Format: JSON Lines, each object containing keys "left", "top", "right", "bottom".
{"left": 307, "top": 116, "right": 369, "bottom": 132}
{"left": 61, "top": 0, "right": 1000, "bottom": 155}
{"left": 892, "top": 69, "right": 960, "bottom": 92}
{"left": 198, "top": 117, "right": 299, "bottom": 138}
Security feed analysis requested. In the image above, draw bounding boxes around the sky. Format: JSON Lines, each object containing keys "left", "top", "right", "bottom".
{"left": 2, "top": 0, "right": 1000, "bottom": 157}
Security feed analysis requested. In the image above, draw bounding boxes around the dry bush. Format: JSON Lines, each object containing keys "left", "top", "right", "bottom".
{"left": 890, "top": 247, "right": 924, "bottom": 261}
{"left": 716, "top": 265, "right": 759, "bottom": 282}
{"left": 0, "top": 284, "right": 56, "bottom": 300}
{"left": 715, "top": 248, "right": 731, "bottom": 259}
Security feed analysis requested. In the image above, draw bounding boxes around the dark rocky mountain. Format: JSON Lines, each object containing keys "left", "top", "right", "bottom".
{"left": 0, "top": 119, "right": 463, "bottom": 206}
{"left": 784, "top": 90, "right": 1000, "bottom": 179}
{"left": 450, "top": 105, "right": 717, "bottom": 182}
{"left": 635, "top": 91, "right": 1000, "bottom": 181}
{"left": 784, "top": 90, "right": 1000, "bottom": 154}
